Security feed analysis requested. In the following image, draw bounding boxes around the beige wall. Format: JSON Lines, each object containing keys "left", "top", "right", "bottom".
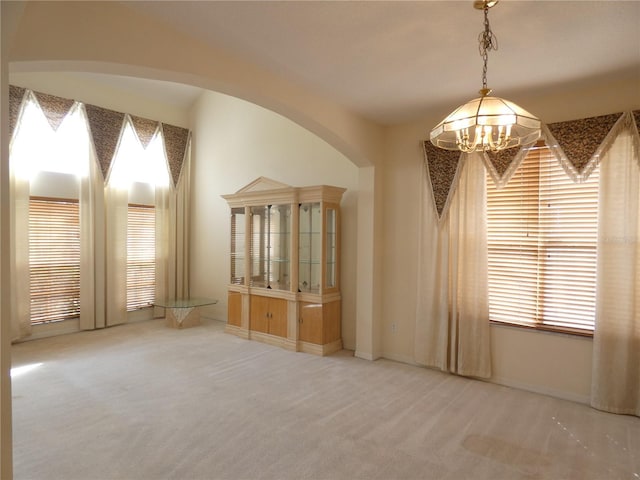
{"left": 189, "top": 90, "right": 359, "bottom": 349}
{"left": 0, "top": 4, "right": 16, "bottom": 478}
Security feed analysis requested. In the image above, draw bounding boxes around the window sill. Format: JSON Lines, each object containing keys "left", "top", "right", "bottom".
{"left": 489, "top": 320, "right": 594, "bottom": 339}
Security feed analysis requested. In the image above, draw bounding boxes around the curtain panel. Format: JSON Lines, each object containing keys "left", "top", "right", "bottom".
{"left": 8, "top": 86, "right": 31, "bottom": 340}
{"left": 591, "top": 129, "right": 640, "bottom": 416}
{"left": 415, "top": 153, "right": 491, "bottom": 378}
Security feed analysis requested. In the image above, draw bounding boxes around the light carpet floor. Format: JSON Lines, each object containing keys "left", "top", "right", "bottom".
{"left": 11, "top": 318, "right": 640, "bottom": 480}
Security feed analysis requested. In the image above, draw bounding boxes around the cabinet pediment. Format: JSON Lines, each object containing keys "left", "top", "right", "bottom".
{"left": 235, "top": 176, "right": 291, "bottom": 193}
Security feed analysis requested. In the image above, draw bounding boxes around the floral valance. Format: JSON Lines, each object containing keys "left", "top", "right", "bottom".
{"left": 9, "top": 85, "right": 191, "bottom": 187}
{"left": 424, "top": 110, "right": 640, "bottom": 220}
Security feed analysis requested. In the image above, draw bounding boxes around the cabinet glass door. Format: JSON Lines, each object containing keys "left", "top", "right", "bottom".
{"left": 250, "top": 205, "right": 291, "bottom": 290}
{"left": 230, "top": 207, "right": 245, "bottom": 285}
{"left": 326, "top": 207, "right": 337, "bottom": 289}
{"left": 299, "top": 202, "right": 321, "bottom": 293}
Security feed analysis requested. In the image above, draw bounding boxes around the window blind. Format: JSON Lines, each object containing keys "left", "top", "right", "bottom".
{"left": 230, "top": 207, "right": 245, "bottom": 285}
{"left": 127, "top": 204, "right": 155, "bottom": 311}
{"left": 486, "top": 145, "right": 599, "bottom": 335}
{"left": 29, "top": 197, "right": 80, "bottom": 324}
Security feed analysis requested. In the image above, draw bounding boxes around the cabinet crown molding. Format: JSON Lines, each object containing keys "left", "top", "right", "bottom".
{"left": 222, "top": 177, "right": 346, "bottom": 206}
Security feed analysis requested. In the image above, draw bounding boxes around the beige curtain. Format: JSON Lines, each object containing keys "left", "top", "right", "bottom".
{"left": 104, "top": 179, "right": 128, "bottom": 327}
{"left": 79, "top": 153, "right": 105, "bottom": 330}
{"left": 174, "top": 139, "right": 191, "bottom": 299}
{"left": 8, "top": 119, "right": 31, "bottom": 341}
{"left": 591, "top": 128, "right": 640, "bottom": 416}
{"left": 154, "top": 134, "right": 192, "bottom": 312}
{"left": 154, "top": 173, "right": 174, "bottom": 315}
{"left": 79, "top": 105, "right": 106, "bottom": 330}
{"left": 415, "top": 153, "right": 491, "bottom": 378}
{"left": 155, "top": 134, "right": 191, "bottom": 314}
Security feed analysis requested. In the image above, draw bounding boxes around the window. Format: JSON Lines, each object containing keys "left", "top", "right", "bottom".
{"left": 127, "top": 204, "right": 155, "bottom": 311}
{"left": 29, "top": 197, "right": 80, "bottom": 324}
{"left": 11, "top": 98, "right": 89, "bottom": 180}
{"left": 486, "top": 145, "right": 599, "bottom": 335}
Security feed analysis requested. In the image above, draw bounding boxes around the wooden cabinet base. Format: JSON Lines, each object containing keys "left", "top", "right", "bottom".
{"left": 225, "top": 327, "right": 342, "bottom": 356}
{"left": 225, "top": 324, "right": 249, "bottom": 339}
{"left": 249, "top": 331, "right": 297, "bottom": 352}
{"left": 299, "top": 338, "right": 342, "bottom": 356}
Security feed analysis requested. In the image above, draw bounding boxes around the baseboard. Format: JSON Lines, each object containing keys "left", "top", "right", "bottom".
{"left": 379, "top": 352, "right": 590, "bottom": 405}
{"left": 489, "top": 376, "right": 590, "bottom": 405}
{"left": 380, "top": 352, "right": 420, "bottom": 366}
{"left": 354, "top": 350, "right": 382, "bottom": 361}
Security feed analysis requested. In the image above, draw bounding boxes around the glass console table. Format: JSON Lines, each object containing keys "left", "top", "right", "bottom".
{"left": 153, "top": 298, "right": 218, "bottom": 329}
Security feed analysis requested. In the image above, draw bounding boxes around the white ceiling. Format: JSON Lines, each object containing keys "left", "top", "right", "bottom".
{"left": 112, "top": 1, "right": 640, "bottom": 125}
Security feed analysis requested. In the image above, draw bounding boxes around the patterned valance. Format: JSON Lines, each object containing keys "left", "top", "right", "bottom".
{"left": 543, "top": 112, "right": 627, "bottom": 182}
{"left": 483, "top": 147, "right": 531, "bottom": 189}
{"left": 8, "top": 85, "right": 191, "bottom": 187}
{"left": 424, "top": 110, "right": 639, "bottom": 220}
{"left": 161, "top": 123, "right": 190, "bottom": 186}
{"left": 632, "top": 110, "right": 640, "bottom": 158}
{"left": 130, "top": 115, "right": 159, "bottom": 149}
{"left": 84, "top": 104, "right": 126, "bottom": 180}
{"left": 422, "top": 141, "right": 462, "bottom": 219}
{"left": 33, "top": 91, "right": 75, "bottom": 131}
{"left": 9, "top": 85, "right": 27, "bottom": 140}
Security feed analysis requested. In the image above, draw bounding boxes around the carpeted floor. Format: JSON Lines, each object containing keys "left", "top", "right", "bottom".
{"left": 11, "top": 318, "right": 640, "bottom": 480}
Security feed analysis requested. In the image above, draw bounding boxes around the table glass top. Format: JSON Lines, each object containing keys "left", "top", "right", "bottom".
{"left": 153, "top": 297, "right": 218, "bottom": 309}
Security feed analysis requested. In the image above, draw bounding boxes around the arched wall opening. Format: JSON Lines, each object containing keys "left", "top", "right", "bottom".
{"left": 2, "top": 2, "right": 386, "bottom": 472}
{"left": 7, "top": 63, "right": 379, "bottom": 356}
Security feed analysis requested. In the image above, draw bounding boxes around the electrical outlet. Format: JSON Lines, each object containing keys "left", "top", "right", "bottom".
{"left": 391, "top": 322, "right": 397, "bottom": 334}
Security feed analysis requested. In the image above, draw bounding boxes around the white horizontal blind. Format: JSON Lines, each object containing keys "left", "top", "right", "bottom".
{"left": 127, "top": 204, "right": 155, "bottom": 311}
{"left": 486, "top": 146, "right": 599, "bottom": 334}
{"left": 29, "top": 197, "right": 80, "bottom": 324}
{"left": 230, "top": 207, "right": 245, "bottom": 285}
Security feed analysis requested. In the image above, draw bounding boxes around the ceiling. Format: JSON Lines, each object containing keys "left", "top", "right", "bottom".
{"left": 106, "top": 1, "right": 639, "bottom": 125}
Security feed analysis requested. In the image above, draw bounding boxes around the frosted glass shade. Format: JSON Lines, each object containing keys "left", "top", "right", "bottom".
{"left": 430, "top": 94, "right": 541, "bottom": 152}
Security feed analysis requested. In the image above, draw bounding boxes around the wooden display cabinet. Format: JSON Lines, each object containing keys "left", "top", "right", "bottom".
{"left": 222, "top": 177, "right": 345, "bottom": 355}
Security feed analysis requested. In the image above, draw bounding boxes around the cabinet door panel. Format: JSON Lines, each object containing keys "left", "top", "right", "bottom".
{"left": 323, "top": 300, "right": 341, "bottom": 343}
{"left": 250, "top": 295, "right": 270, "bottom": 333}
{"left": 268, "top": 298, "right": 288, "bottom": 338}
{"left": 299, "top": 302, "right": 323, "bottom": 344}
{"left": 227, "top": 292, "right": 242, "bottom": 327}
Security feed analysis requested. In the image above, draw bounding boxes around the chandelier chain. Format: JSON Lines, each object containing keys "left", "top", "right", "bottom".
{"left": 479, "top": 4, "right": 498, "bottom": 91}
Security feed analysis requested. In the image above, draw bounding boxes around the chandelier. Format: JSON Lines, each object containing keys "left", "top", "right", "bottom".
{"left": 430, "top": 1, "right": 541, "bottom": 153}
